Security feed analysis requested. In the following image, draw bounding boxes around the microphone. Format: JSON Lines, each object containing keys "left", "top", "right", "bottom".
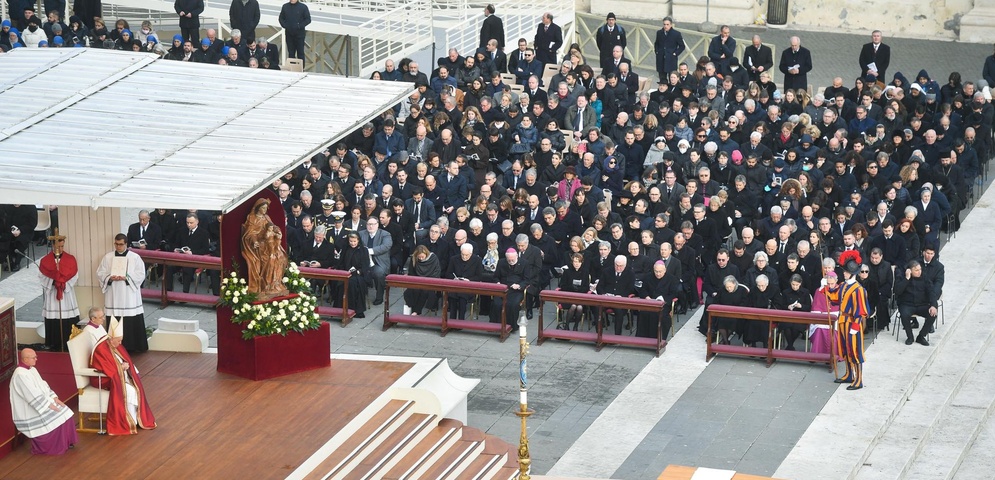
{"left": 13, "top": 249, "right": 35, "bottom": 268}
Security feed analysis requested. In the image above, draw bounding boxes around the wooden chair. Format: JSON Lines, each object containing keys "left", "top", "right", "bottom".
{"left": 67, "top": 329, "right": 109, "bottom": 433}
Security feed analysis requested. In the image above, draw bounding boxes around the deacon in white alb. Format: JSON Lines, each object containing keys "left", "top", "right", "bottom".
{"left": 96, "top": 233, "right": 147, "bottom": 353}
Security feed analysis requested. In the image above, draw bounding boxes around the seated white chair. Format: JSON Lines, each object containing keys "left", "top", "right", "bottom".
{"left": 29, "top": 207, "right": 51, "bottom": 260}
{"left": 67, "top": 328, "right": 109, "bottom": 433}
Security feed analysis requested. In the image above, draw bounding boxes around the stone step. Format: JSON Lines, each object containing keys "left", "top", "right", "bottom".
{"left": 854, "top": 292, "right": 995, "bottom": 480}
{"left": 906, "top": 334, "right": 995, "bottom": 479}
{"left": 951, "top": 412, "right": 995, "bottom": 479}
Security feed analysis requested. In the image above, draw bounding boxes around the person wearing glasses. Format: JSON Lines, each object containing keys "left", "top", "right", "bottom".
{"left": 513, "top": 47, "right": 542, "bottom": 85}
{"left": 96, "top": 234, "right": 148, "bottom": 353}
{"left": 699, "top": 249, "right": 739, "bottom": 334}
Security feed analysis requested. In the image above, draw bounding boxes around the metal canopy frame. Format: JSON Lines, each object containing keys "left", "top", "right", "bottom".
{"left": 0, "top": 48, "right": 413, "bottom": 213}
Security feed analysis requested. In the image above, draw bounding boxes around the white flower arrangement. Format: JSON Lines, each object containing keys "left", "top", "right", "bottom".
{"left": 220, "top": 262, "right": 321, "bottom": 339}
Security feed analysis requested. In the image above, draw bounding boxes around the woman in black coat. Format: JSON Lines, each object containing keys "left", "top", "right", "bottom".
{"left": 780, "top": 273, "right": 813, "bottom": 350}
{"left": 337, "top": 231, "right": 370, "bottom": 318}
{"left": 744, "top": 274, "right": 782, "bottom": 347}
{"left": 557, "top": 253, "right": 591, "bottom": 330}
{"left": 634, "top": 261, "right": 680, "bottom": 339}
{"left": 403, "top": 245, "right": 441, "bottom": 315}
{"left": 712, "top": 275, "right": 749, "bottom": 344}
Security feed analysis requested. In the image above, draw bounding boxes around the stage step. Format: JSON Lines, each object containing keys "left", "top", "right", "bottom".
{"left": 413, "top": 438, "right": 485, "bottom": 479}
{"left": 452, "top": 453, "right": 506, "bottom": 480}
{"left": 315, "top": 399, "right": 415, "bottom": 479}
{"left": 382, "top": 419, "right": 464, "bottom": 479}
{"left": 348, "top": 412, "right": 438, "bottom": 480}
{"left": 297, "top": 393, "right": 516, "bottom": 480}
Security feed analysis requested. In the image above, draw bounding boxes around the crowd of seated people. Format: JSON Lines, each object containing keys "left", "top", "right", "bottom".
{"left": 4, "top": 10, "right": 988, "bottom": 347}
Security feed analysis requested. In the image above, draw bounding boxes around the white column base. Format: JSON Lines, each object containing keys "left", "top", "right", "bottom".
{"left": 960, "top": 4, "right": 995, "bottom": 44}
{"left": 148, "top": 329, "right": 210, "bottom": 353}
{"left": 591, "top": 0, "right": 672, "bottom": 20}
{"left": 672, "top": 0, "right": 756, "bottom": 26}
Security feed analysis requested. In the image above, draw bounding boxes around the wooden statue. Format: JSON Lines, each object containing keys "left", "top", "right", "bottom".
{"left": 241, "top": 198, "right": 290, "bottom": 301}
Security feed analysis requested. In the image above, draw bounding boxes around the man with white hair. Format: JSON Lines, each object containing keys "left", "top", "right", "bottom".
{"left": 597, "top": 255, "right": 635, "bottom": 334}
{"left": 491, "top": 248, "right": 531, "bottom": 329}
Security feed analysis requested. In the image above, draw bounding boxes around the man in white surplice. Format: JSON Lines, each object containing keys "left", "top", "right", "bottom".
{"left": 96, "top": 233, "right": 147, "bottom": 353}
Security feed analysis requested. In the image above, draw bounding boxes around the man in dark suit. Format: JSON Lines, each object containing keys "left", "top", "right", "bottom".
{"left": 533, "top": 12, "right": 562, "bottom": 66}
{"left": 778, "top": 36, "right": 813, "bottom": 91}
{"left": 858, "top": 30, "right": 890, "bottom": 81}
{"left": 507, "top": 37, "right": 529, "bottom": 75}
{"left": 177, "top": 213, "right": 211, "bottom": 293}
{"left": 439, "top": 160, "right": 469, "bottom": 215}
{"left": 502, "top": 160, "right": 525, "bottom": 195}
{"left": 596, "top": 12, "right": 627, "bottom": 73}
{"left": 514, "top": 48, "right": 543, "bottom": 85}
{"left": 300, "top": 225, "right": 335, "bottom": 268}
{"left": 654, "top": 16, "right": 684, "bottom": 82}
{"left": 597, "top": 255, "right": 635, "bottom": 335}
{"left": 707, "top": 25, "right": 736, "bottom": 75}
{"left": 174, "top": 0, "right": 204, "bottom": 45}
{"left": 606, "top": 45, "right": 631, "bottom": 75}
{"left": 618, "top": 63, "right": 639, "bottom": 107}
{"left": 742, "top": 34, "right": 773, "bottom": 83}
{"left": 255, "top": 37, "right": 280, "bottom": 66}
{"left": 483, "top": 39, "right": 507, "bottom": 75}
{"left": 127, "top": 210, "right": 164, "bottom": 251}
{"left": 405, "top": 187, "right": 437, "bottom": 239}
{"left": 478, "top": 4, "right": 504, "bottom": 50}
{"left": 515, "top": 233, "right": 544, "bottom": 318}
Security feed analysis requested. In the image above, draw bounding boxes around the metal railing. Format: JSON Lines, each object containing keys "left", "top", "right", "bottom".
{"left": 573, "top": 12, "right": 772, "bottom": 84}
{"left": 444, "top": 0, "right": 574, "bottom": 67}
{"left": 356, "top": 0, "right": 434, "bottom": 77}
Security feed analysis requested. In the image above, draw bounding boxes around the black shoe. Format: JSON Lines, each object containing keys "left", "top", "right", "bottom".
{"left": 912, "top": 319, "right": 920, "bottom": 329}
{"left": 372, "top": 299, "right": 383, "bottom": 306}
{"left": 526, "top": 310, "right": 533, "bottom": 320}
{"left": 556, "top": 322, "right": 566, "bottom": 330}
{"left": 846, "top": 385, "right": 863, "bottom": 390}
{"left": 834, "top": 378, "right": 853, "bottom": 384}
{"left": 354, "top": 312, "right": 365, "bottom": 318}
{"left": 929, "top": 326, "right": 935, "bottom": 334}
{"left": 905, "top": 338, "right": 914, "bottom": 345}
{"left": 35, "top": 238, "right": 47, "bottom": 247}
{"left": 916, "top": 337, "right": 930, "bottom": 346}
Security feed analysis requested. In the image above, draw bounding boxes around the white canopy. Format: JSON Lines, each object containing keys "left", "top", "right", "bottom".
{"left": 0, "top": 48, "right": 412, "bottom": 212}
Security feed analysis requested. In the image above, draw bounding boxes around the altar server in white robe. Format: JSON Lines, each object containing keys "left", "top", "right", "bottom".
{"left": 96, "top": 233, "right": 148, "bottom": 353}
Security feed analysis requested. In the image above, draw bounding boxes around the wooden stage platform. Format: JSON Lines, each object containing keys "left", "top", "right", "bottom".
{"left": 0, "top": 351, "right": 411, "bottom": 479}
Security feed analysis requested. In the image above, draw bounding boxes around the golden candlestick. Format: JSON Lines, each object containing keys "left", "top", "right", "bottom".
{"left": 516, "top": 314, "right": 533, "bottom": 480}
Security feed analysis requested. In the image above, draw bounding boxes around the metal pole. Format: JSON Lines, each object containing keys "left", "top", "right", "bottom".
{"left": 515, "top": 313, "right": 533, "bottom": 480}
{"left": 706, "top": 0, "right": 711, "bottom": 23}
{"left": 346, "top": 35, "right": 351, "bottom": 77}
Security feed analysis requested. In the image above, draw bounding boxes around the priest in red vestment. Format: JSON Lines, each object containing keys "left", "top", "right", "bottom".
{"left": 89, "top": 318, "right": 157, "bottom": 435}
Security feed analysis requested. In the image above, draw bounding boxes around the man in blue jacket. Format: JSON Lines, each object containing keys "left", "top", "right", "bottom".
{"left": 279, "top": 0, "right": 310, "bottom": 66}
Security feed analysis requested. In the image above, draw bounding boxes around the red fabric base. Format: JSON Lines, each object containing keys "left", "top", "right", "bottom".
{"left": 217, "top": 305, "right": 331, "bottom": 381}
